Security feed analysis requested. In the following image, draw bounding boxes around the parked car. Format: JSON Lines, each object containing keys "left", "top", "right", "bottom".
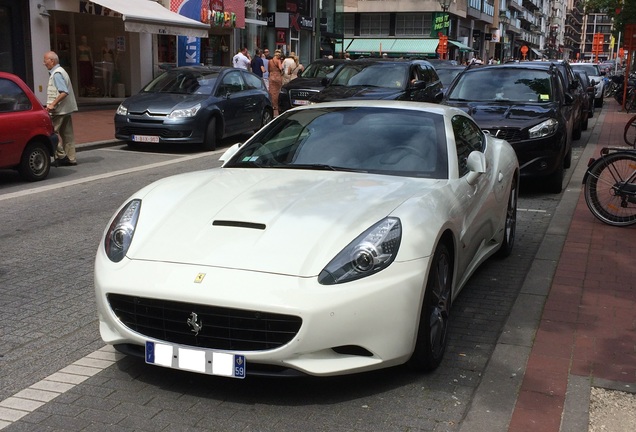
{"left": 570, "top": 62, "right": 604, "bottom": 108}
{"left": 433, "top": 65, "right": 466, "bottom": 95}
{"left": 310, "top": 59, "right": 443, "bottom": 104}
{"left": 0, "top": 72, "right": 58, "bottom": 181}
{"left": 278, "top": 58, "right": 346, "bottom": 113}
{"left": 114, "top": 66, "right": 273, "bottom": 151}
{"left": 529, "top": 60, "right": 586, "bottom": 141}
{"left": 443, "top": 63, "right": 573, "bottom": 193}
{"left": 574, "top": 69, "right": 595, "bottom": 126}
{"left": 95, "top": 100, "right": 519, "bottom": 378}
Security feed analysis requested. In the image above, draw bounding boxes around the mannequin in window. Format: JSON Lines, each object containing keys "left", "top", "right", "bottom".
{"left": 101, "top": 39, "right": 115, "bottom": 97}
{"left": 77, "top": 35, "right": 93, "bottom": 96}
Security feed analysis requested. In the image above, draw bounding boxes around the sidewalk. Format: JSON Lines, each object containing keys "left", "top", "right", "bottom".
{"left": 71, "top": 104, "right": 636, "bottom": 431}
{"left": 73, "top": 107, "right": 117, "bottom": 147}
{"left": 507, "top": 106, "right": 636, "bottom": 431}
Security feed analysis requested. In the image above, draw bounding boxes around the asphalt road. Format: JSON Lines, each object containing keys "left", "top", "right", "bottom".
{"left": 0, "top": 125, "right": 593, "bottom": 431}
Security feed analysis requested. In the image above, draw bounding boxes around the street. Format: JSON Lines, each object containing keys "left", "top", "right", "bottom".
{"left": 0, "top": 123, "right": 593, "bottom": 431}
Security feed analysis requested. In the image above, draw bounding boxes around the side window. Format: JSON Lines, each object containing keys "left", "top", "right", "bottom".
{"left": 217, "top": 71, "right": 244, "bottom": 96}
{"left": 0, "top": 79, "right": 32, "bottom": 113}
{"left": 242, "top": 72, "right": 263, "bottom": 90}
{"left": 452, "top": 115, "right": 485, "bottom": 176}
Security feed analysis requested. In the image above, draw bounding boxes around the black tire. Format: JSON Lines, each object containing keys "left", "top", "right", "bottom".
{"left": 584, "top": 152, "right": 636, "bottom": 226}
{"left": 261, "top": 108, "right": 273, "bottom": 128}
{"left": 407, "top": 242, "right": 452, "bottom": 372}
{"left": 545, "top": 160, "right": 564, "bottom": 194}
{"left": 624, "top": 115, "right": 636, "bottom": 148}
{"left": 582, "top": 115, "right": 589, "bottom": 130}
{"left": 202, "top": 119, "right": 217, "bottom": 151}
{"left": 496, "top": 176, "right": 517, "bottom": 258}
{"left": 564, "top": 146, "right": 572, "bottom": 169}
{"left": 572, "top": 118, "right": 582, "bottom": 140}
{"left": 18, "top": 141, "right": 51, "bottom": 182}
{"left": 595, "top": 97, "right": 604, "bottom": 108}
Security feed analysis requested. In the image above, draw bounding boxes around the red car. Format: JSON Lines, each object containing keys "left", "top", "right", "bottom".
{"left": 0, "top": 72, "right": 58, "bottom": 181}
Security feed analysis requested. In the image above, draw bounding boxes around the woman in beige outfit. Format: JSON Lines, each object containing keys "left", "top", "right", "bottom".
{"left": 268, "top": 50, "right": 284, "bottom": 113}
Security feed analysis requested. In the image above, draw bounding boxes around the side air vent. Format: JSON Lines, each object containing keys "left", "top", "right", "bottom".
{"left": 213, "top": 220, "right": 266, "bottom": 230}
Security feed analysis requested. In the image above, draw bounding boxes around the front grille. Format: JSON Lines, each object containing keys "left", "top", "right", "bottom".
{"left": 108, "top": 294, "right": 302, "bottom": 351}
{"left": 117, "top": 126, "right": 191, "bottom": 139}
{"left": 487, "top": 128, "right": 526, "bottom": 143}
{"left": 289, "top": 89, "right": 319, "bottom": 101}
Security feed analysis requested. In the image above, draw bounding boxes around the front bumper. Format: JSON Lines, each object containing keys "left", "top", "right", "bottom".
{"left": 95, "top": 253, "right": 430, "bottom": 377}
{"left": 114, "top": 114, "right": 205, "bottom": 144}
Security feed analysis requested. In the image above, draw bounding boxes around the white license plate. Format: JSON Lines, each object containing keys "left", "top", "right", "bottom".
{"left": 132, "top": 135, "right": 160, "bottom": 143}
{"left": 292, "top": 99, "right": 310, "bottom": 106}
{"left": 145, "top": 341, "right": 246, "bottom": 379}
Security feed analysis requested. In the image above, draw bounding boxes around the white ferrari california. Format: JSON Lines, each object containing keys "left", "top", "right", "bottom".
{"left": 95, "top": 100, "right": 519, "bottom": 379}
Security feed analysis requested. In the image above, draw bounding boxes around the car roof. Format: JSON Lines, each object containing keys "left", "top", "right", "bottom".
{"left": 290, "top": 99, "right": 466, "bottom": 117}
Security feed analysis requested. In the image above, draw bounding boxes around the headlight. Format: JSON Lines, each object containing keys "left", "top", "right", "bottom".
{"left": 116, "top": 104, "right": 128, "bottom": 116}
{"left": 168, "top": 103, "right": 201, "bottom": 118}
{"left": 104, "top": 199, "right": 141, "bottom": 262}
{"left": 528, "top": 118, "right": 558, "bottom": 139}
{"left": 318, "top": 218, "right": 402, "bottom": 285}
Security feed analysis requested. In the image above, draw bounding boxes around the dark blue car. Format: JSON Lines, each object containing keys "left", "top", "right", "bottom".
{"left": 115, "top": 66, "right": 273, "bottom": 151}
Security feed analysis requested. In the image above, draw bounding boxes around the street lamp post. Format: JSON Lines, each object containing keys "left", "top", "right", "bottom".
{"left": 438, "top": 0, "right": 452, "bottom": 12}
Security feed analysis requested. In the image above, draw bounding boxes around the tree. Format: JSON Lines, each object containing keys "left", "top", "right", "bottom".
{"left": 583, "top": 0, "right": 636, "bottom": 34}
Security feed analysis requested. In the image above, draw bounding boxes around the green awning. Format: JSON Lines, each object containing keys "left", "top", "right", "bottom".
{"left": 343, "top": 38, "right": 440, "bottom": 55}
{"left": 449, "top": 40, "right": 475, "bottom": 52}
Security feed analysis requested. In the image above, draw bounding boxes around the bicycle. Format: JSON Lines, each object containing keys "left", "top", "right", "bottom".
{"left": 583, "top": 147, "right": 636, "bottom": 226}
{"left": 624, "top": 114, "right": 636, "bottom": 147}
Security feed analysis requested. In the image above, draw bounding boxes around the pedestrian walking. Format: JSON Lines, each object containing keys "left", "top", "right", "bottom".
{"left": 43, "top": 50, "right": 78, "bottom": 166}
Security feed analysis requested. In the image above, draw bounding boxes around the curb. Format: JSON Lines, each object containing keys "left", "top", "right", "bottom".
{"left": 459, "top": 108, "right": 605, "bottom": 432}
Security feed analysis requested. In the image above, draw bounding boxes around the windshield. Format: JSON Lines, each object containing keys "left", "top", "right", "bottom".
{"left": 571, "top": 64, "right": 600, "bottom": 76}
{"left": 301, "top": 62, "right": 341, "bottom": 79}
{"left": 331, "top": 63, "right": 409, "bottom": 89}
{"left": 437, "top": 68, "right": 465, "bottom": 87}
{"left": 225, "top": 106, "right": 448, "bottom": 179}
{"left": 142, "top": 70, "right": 220, "bottom": 95}
{"left": 447, "top": 68, "right": 553, "bottom": 102}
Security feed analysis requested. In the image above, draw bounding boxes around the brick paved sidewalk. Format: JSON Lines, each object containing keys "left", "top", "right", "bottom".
{"left": 73, "top": 108, "right": 117, "bottom": 146}
{"left": 509, "top": 106, "right": 636, "bottom": 431}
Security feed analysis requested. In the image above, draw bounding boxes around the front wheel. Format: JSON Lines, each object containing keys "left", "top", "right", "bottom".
{"left": 497, "top": 176, "right": 517, "bottom": 258}
{"left": 624, "top": 115, "right": 636, "bottom": 148}
{"left": 19, "top": 141, "right": 51, "bottom": 182}
{"left": 407, "top": 242, "right": 452, "bottom": 372}
{"left": 584, "top": 152, "right": 636, "bottom": 226}
{"left": 202, "top": 118, "right": 217, "bottom": 151}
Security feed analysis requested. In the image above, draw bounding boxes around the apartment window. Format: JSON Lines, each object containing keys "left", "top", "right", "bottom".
{"left": 395, "top": 13, "right": 431, "bottom": 36}
{"left": 360, "top": 13, "right": 390, "bottom": 36}
{"left": 344, "top": 14, "right": 355, "bottom": 36}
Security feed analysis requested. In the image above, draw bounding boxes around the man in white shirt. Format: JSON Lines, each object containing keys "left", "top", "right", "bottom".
{"left": 232, "top": 47, "right": 250, "bottom": 70}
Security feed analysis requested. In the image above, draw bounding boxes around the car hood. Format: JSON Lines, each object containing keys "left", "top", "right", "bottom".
{"left": 282, "top": 78, "right": 325, "bottom": 91}
{"left": 123, "top": 92, "right": 209, "bottom": 114}
{"left": 127, "top": 168, "right": 439, "bottom": 276}
{"left": 311, "top": 86, "right": 404, "bottom": 102}
{"left": 443, "top": 101, "right": 557, "bottom": 129}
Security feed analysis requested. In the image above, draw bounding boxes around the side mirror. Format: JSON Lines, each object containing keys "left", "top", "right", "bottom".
{"left": 466, "top": 150, "right": 487, "bottom": 185}
{"left": 564, "top": 92, "right": 574, "bottom": 105}
{"left": 219, "top": 143, "right": 241, "bottom": 166}
{"left": 321, "top": 77, "right": 331, "bottom": 86}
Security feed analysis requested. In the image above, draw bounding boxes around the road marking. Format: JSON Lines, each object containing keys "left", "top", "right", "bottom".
{"left": 517, "top": 208, "right": 548, "bottom": 213}
{"left": 0, "top": 345, "right": 118, "bottom": 429}
{"left": 0, "top": 152, "right": 217, "bottom": 202}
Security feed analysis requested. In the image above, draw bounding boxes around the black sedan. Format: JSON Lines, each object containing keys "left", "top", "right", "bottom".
{"left": 443, "top": 63, "right": 573, "bottom": 193}
{"left": 309, "top": 59, "right": 443, "bottom": 104}
{"left": 115, "top": 66, "right": 273, "bottom": 151}
{"left": 278, "top": 58, "right": 346, "bottom": 113}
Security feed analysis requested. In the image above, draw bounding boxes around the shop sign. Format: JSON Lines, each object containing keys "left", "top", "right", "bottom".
{"left": 276, "top": 29, "right": 287, "bottom": 44}
{"left": 178, "top": 36, "right": 201, "bottom": 66}
{"left": 267, "top": 12, "right": 290, "bottom": 28}
{"left": 430, "top": 13, "right": 450, "bottom": 37}
{"left": 79, "top": 1, "right": 121, "bottom": 17}
{"left": 289, "top": 14, "right": 313, "bottom": 32}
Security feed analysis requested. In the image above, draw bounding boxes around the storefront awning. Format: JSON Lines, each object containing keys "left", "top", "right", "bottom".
{"left": 343, "top": 39, "right": 440, "bottom": 55}
{"left": 87, "top": 0, "right": 209, "bottom": 38}
{"left": 343, "top": 38, "right": 474, "bottom": 55}
{"left": 531, "top": 48, "right": 544, "bottom": 57}
{"left": 449, "top": 40, "right": 474, "bottom": 52}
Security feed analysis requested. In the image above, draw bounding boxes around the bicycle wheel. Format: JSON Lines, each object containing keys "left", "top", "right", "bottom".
{"left": 627, "top": 90, "right": 636, "bottom": 114}
{"left": 624, "top": 115, "right": 636, "bottom": 147}
{"left": 584, "top": 152, "right": 636, "bottom": 226}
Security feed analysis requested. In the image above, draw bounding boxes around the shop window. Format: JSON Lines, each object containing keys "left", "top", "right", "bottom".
{"left": 158, "top": 35, "right": 176, "bottom": 64}
{"left": 359, "top": 14, "right": 390, "bottom": 36}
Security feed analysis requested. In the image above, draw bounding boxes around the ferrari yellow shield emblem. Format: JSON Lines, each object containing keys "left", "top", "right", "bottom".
{"left": 194, "top": 273, "right": 206, "bottom": 283}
